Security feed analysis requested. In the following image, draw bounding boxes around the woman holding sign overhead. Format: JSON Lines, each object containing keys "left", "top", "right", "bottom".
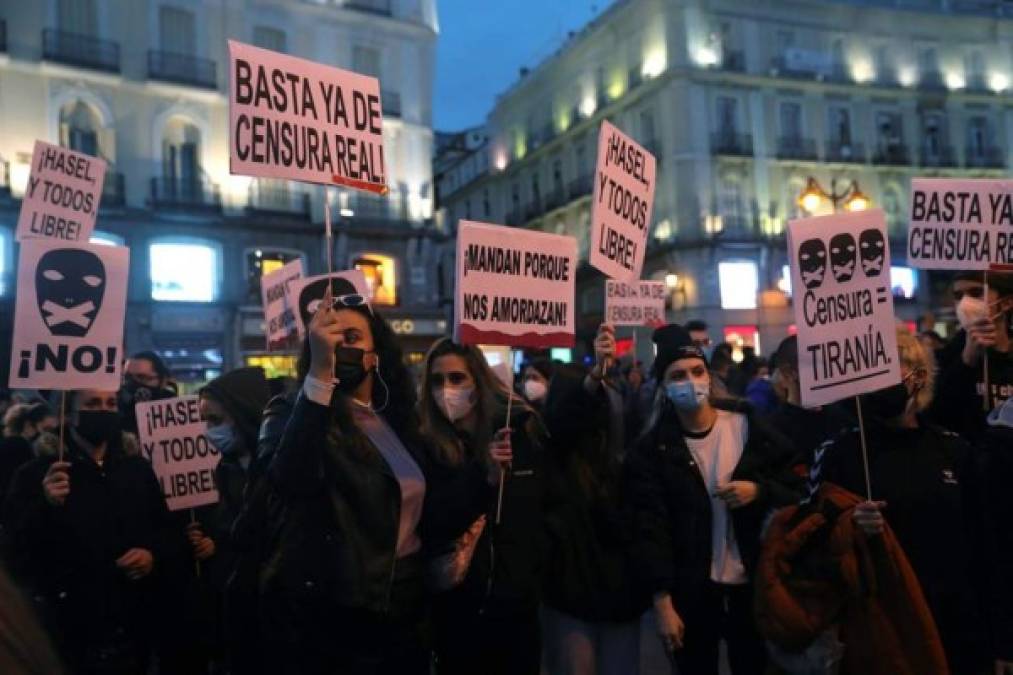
{"left": 418, "top": 338, "right": 548, "bottom": 675}
{"left": 261, "top": 281, "right": 433, "bottom": 675}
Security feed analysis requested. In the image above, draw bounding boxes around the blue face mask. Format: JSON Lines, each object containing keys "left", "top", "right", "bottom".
{"left": 206, "top": 423, "right": 238, "bottom": 456}
{"left": 665, "top": 380, "right": 709, "bottom": 411}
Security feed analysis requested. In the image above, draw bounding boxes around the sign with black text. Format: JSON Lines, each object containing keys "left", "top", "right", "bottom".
{"left": 228, "top": 40, "right": 387, "bottom": 194}
{"left": 260, "top": 258, "right": 305, "bottom": 350}
{"left": 9, "top": 240, "right": 128, "bottom": 390}
{"left": 907, "top": 178, "right": 1013, "bottom": 270}
{"left": 589, "top": 121, "right": 656, "bottom": 281}
{"left": 136, "top": 396, "right": 220, "bottom": 511}
{"left": 604, "top": 280, "right": 666, "bottom": 326}
{"left": 788, "top": 209, "right": 901, "bottom": 407}
{"left": 288, "top": 269, "right": 370, "bottom": 338}
{"left": 16, "top": 140, "right": 107, "bottom": 243}
{"left": 455, "top": 220, "right": 577, "bottom": 348}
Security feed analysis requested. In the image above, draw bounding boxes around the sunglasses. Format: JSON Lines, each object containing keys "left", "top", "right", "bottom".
{"left": 310, "top": 293, "right": 373, "bottom": 316}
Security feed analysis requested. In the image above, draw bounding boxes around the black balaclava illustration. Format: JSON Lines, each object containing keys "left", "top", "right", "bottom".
{"left": 798, "top": 238, "right": 827, "bottom": 289}
{"left": 859, "top": 228, "right": 886, "bottom": 277}
{"left": 298, "top": 276, "right": 359, "bottom": 329}
{"left": 829, "top": 233, "right": 857, "bottom": 283}
{"left": 35, "top": 249, "right": 106, "bottom": 337}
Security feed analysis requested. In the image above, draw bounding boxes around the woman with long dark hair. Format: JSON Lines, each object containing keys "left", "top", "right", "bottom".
{"left": 419, "top": 338, "right": 548, "bottom": 675}
{"left": 259, "top": 286, "right": 431, "bottom": 675}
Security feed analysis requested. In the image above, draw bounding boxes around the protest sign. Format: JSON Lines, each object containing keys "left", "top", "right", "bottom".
{"left": 16, "top": 140, "right": 107, "bottom": 243}
{"left": 260, "top": 258, "right": 305, "bottom": 350}
{"left": 604, "top": 280, "right": 666, "bottom": 326}
{"left": 9, "top": 240, "right": 128, "bottom": 390}
{"left": 228, "top": 40, "right": 387, "bottom": 194}
{"left": 455, "top": 220, "right": 577, "bottom": 348}
{"left": 788, "top": 209, "right": 901, "bottom": 407}
{"left": 907, "top": 178, "right": 1013, "bottom": 270}
{"left": 589, "top": 121, "right": 656, "bottom": 281}
{"left": 288, "top": 269, "right": 370, "bottom": 338}
{"left": 136, "top": 395, "right": 220, "bottom": 511}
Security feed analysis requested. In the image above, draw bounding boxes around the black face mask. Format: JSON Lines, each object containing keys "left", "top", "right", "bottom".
{"left": 75, "top": 411, "right": 121, "bottom": 447}
{"left": 863, "top": 383, "right": 910, "bottom": 420}
{"left": 334, "top": 346, "right": 370, "bottom": 393}
{"left": 118, "top": 379, "right": 174, "bottom": 433}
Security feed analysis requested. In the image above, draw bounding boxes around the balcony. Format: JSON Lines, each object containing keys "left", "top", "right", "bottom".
{"left": 149, "top": 177, "right": 222, "bottom": 210}
{"left": 872, "top": 144, "right": 911, "bottom": 166}
{"left": 825, "top": 141, "right": 866, "bottom": 163}
{"left": 342, "top": 0, "right": 392, "bottom": 17}
{"left": 567, "top": 174, "right": 593, "bottom": 200}
{"left": 100, "top": 172, "right": 125, "bottom": 208}
{"left": 247, "top": 183, "right": 310, "bottom": 218}
{"left": 711, "top": 132, "right": 753, "bottom": 157}
{"left": 347, "top": 193, "right": 409, "bottom": 224}
{"left": 382, "top": 90, "right": 401, "bottom": 118}
{"left": 965, "top": 146, "right": 1005, "bottom": 169}
{"left": 42, "top": 29, "right": 120, "bottom": 73}
{"left": 920, "top": 146, "right": 958, "bottom": 168}
{"left": 919, "top": 70, "right": 946, "bottom": 91}
{"left": 148, "top": 50, "right": 217, "bottom": 89}
{"left": 775, "top": 137, "right": 818, "bottom": 161}
{"left": 771, "top": 55, "right": 818, "bottom": 79}
{"left": 720, "top": 50, "right": 746, "bottom": 73}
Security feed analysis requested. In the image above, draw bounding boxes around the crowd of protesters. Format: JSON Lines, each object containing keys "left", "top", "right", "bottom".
{"left": 0, "top": 270, "right": 1011, "bottom": 675}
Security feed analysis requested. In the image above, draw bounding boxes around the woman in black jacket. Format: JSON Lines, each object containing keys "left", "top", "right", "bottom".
{"left": 261, "top": 287, "right": 432, "bottom": 675}
{"left": 626, "top": 324, "right": 801, "bottom": 675}
{"left": 419, "top": 338, "right": 547, "bottom": 675}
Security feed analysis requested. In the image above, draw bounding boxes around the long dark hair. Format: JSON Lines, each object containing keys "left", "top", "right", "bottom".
{"left": 296, "top": 305, "right": 419, "bottom": 441}
{"left": 418, "top": 338, "right": 524, "bottom": 468}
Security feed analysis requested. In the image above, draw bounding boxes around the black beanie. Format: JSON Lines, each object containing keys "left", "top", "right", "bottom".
{"left": 200, "top": 367, "right": 270, "bottom": 449}
{"left": 651, "top": 324, "right": 707, "bottom": 382}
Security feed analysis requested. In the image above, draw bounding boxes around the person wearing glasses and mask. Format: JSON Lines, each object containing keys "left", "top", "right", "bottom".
{"left": 625, "top": 324, "right": 800, "bottom": 675}
{"left": 118, "top": 351, "right": 177, "bottom": 434}
{"left": 931, "top": 271, "right": 1013, "bottom": 441}
{"left": 260, "top": 281, "right": 433, "bottom": 675}
{"left": 812, "top": 328, "right": 989, "bottom": 675}
{"left": 418, "top": 338, "right": 547, "bottom": 675}
{"left": 3, "top": 388, "right": 171, "bottom": 675}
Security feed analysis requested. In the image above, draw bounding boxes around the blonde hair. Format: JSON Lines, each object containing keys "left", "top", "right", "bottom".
{"left": 896, "top": 326, "right": 935, "bottom": 412}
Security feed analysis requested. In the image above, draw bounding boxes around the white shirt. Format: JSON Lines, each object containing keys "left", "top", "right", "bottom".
{"left": 684, "top": 410, "right": 749, "bottom": 585}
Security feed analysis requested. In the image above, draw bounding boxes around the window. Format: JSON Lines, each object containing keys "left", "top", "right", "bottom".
{"left": 876, "top": 111, "right": 903, "bottom": 152}
{"left": 718, "top": 178, "right": 745, "bottom": 229}
{"left": 639, "top": 109, "right": 656, "bottom": 144}
{"left": 162, "top": 116, "right": 201, "bottom": 191}
{"left": 253, "top": 26, "right": 286, "bottom": 53}
{"left": 921, "top": 111, "right": 946, "bottom": 158}
{"left": 918, "top": 47, "right": 939, "bottom": 79}
{"left": 59, "top": 101, "right": 101, "bottom": 158}
{"left": 779, "top": 101, "right": 802, "bottom": 141}
{"left": 150, "top": 241, "right": 219, "bottom": 301}
{"left": 552, "top": 160, "right": 563, "bottom": 198}
{"left": 159, "top": 5, "right": 196, "bottom": 53}
{"left": 482, "top": 189, "right": 490, "bottom": 218}
{"left": 90, "top": 231, "right": 124, "bottom": 246}
{"left": 575, "top": 142, "right": 587, "bottom": 177}
{"left": 353, "top": 46, "right": 381, "bottom": 78}
{"left": 966, "top": 51, "right": 985, "bottom": 82}
{"left": 717, "top": 97, "right": 738, "bottom": 137}
{"left": 59, "top": 0, "right": 97, "bottom": 35}
{"left": 246, "top": 249, "right": 302, "bottom": 303}
{"left": 829, "top": 106, "right": 852, "bottom": 146}
{"left": 873, "top": 45, "right": 890, "bottom": 80}
{"left": 967, "top": 116, "right": 989, "bottom": 157}
{"left": 718, "top": 260, "right": 758, "bottom": 309}
{"left": 890, "top": 266, "right": 918, "bottom": 300}
{"left": 352, "top": 253, "right": 397, "bottom": 306}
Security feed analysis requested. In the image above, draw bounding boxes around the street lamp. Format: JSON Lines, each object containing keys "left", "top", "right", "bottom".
{"left": 797, "top": 177, "right": 870, "bottom": 213}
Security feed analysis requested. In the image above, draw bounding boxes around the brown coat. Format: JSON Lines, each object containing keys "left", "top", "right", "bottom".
{"left": 755, "top": 482, "right": 949, "bottom": 675}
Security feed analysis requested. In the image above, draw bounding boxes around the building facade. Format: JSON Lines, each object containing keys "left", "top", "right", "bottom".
{"left": 437, "top": 0, "right": 1013, "bottom": 360}
{"left": 0, "top": 0, "right": 444, "bottom": 387}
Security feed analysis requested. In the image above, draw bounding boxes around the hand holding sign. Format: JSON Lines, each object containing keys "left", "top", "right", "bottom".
{"left": 593, "top": 323, "right": 616, "bottom": 376}
{"left": 42, "top": 461, "right": 71, "bottom": 506}
{"left": 186, "top": 521, "right": 216, "bottom": 561}
{"left": 487, "top": 428, "right": 512, "bottom": 487}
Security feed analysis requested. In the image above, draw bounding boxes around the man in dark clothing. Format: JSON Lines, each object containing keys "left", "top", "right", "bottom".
{"left": 118, "top": 351, "right": 176, "bottom": 435}
{"left": 0, "top": 403, "right": 56, "bottom": 512}
{"left": 931, "top": 271, "right": 1013, "bottom": 441}
{"left": 2, "top": 388, "right": 172, "bottom": 674}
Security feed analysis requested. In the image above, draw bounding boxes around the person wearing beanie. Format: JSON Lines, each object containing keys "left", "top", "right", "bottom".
{"left": 625, "top": 324, "right": 802, "bottom": 675}
{"left": 930, "top": 270, "right": 1013, "bottom": 441}
{"left": 520, "top": 357, "right": 554, "bottom": 410}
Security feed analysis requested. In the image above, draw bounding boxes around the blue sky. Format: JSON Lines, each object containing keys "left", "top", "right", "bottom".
{"left": 433, "top": 0, "right": 612, "bottom": 131}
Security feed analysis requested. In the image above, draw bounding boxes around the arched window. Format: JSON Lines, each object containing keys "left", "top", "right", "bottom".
{"left": 59, "top": 100, "right": 102, "bottom": 157}
{"left": 150, "top": 239, "right": 220, "bottom": 302}
{"left": 162, "top": 116, "right": 202, "bottom": 194}
{"left": 351, "top": 253, "right": 397, "bottom": 306}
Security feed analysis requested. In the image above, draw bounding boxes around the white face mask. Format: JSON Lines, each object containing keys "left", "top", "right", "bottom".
{"left": 435, "top": 386, "right": 475, "bottom": 422}
{"left": 956, "top": 294, "right": 988, "bottom": 331}
{"left": 523, "top": 379, "right": 548, "bottom": 402}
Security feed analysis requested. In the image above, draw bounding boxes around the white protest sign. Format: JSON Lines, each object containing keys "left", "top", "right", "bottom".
{"left": 907, "top": 178, "right": 1013, "bottom": 270}
{"left": 136, "top": 396, "right": 220, "bottom": 511}
{"left": 455, "top": 220, "right": 577, "bottom": 348}
{"left": 288, "top": 269, "right": 370, "bottom": 338}
{"left": 9, "top": 240, "right": 128, "bottom": 390}
{"left": 589, "top": 121, "right": 656, "bottom": 282}
{"left": 604, "top": 280, "right": 666, "bottom": 327}
{"left": 228, "top": 40, "right": 387, "bottom": 195}
{"left": 16, "top": 140, "right": 107, "bottom": 243}
{"left": 260, "top": 258, "right": 305, "bottom": 350}
{"left": 788, "top": 209, "right": 902, "bottom": 407}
